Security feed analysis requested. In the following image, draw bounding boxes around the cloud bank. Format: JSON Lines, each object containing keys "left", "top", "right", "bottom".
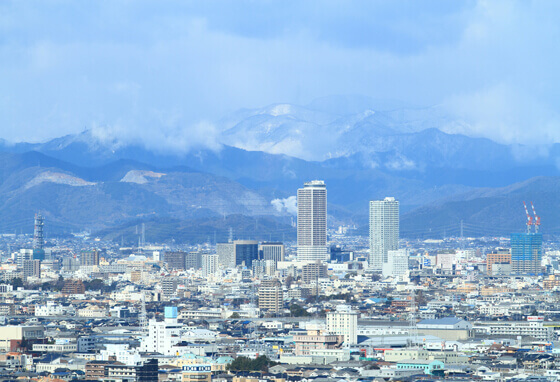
{"left": 1, "top": 0, "right": 560, "bottom": 147}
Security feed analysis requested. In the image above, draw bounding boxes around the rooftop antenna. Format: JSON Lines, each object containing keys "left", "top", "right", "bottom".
{"left": 530, "top": 202, "right": 541, "bottom": 233}
{"left": 523, "top": 201, "right": 533, "bottom": 234}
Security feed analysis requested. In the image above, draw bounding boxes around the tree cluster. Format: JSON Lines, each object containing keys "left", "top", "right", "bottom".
{"left": 227, "top": 355, "right": 277, "bottom": 372}
{"left": 289, "top": 304, "right": 310, "bottom": 317}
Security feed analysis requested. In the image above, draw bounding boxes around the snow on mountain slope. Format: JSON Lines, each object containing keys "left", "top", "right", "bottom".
{"left": 219, "top": 102, "right": 493, "bottom": 165}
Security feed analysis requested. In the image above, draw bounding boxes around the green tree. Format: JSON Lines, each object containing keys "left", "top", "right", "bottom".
{"left": 10, "top": 278, "right": 24, "bottom": 289}
{"left": 227, "top": 356, "right": 277, "bottom": 372}
{"left": 289, "top": 304, "right": 310, "bottom": 317}
{"left": 84, "top": 279, "right": 105, "bottom": 291}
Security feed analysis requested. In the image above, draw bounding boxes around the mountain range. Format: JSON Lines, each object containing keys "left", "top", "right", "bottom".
{"left": 1, "top": 96, "right": 559, "bottom": 242}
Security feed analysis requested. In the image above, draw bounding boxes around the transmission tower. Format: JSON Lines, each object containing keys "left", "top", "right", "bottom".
{"left": 141, "top": 223, "right": 146, "bottom": 249}
{"left": 33, "top": 213, "right": 44, "bottom": 250}
{"left": 409, "top": 289, "right": 418, "bottom": 348}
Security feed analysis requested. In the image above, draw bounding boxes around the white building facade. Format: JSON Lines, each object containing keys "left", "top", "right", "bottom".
{"left": 297, "top": 180, "right": 328, "bottom": 261}
{"left": 326, "top": 306, "right": 358, "bottom": 345}
{"left": 369, "top": 197, "right": 399, "bottom": 271}
{"left": 382, "top": 249, "right": 409, "bottom": 278}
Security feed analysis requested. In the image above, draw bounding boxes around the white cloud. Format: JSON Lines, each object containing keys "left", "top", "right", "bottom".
{"left": 271, "top": 196, "right": 297, "bottom": 215}
{"left": 441, "top": 84, "right": 560, "bottom": 145}
{"left": 87, "top": 120, "right": 222, "bottom": 155}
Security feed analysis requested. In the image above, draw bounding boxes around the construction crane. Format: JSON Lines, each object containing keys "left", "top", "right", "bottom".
{"left": 531, "top": 202, "right": 541, "bottom": 233}
{"left": 523, "top": 201, "right": 533, "bottom": 233}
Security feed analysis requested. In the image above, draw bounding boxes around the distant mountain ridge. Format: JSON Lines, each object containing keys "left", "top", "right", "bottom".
{"left": 1, "top": 98, "right": 560, "bottom": 240}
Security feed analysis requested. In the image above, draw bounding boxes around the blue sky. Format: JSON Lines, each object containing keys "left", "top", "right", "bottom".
{"left": 1, "top": 0, "right": 559, "bottom": 147}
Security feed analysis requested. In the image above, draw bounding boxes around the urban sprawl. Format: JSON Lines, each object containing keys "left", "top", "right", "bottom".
{"left": 1, "top": 180, "right": 559, "bottom": 382}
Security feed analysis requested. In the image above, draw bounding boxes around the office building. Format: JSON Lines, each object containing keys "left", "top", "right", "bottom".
{"left": 252, "top": 259, "right": 266, "bottom": 279}
{"left": 258, "top": 279, "right": 283, "bottom": 313}
{"left": 259, "top": 242, "right": 285, "bottom": 262}
{"left": 253, "top": 259, "right": 277, "bottom": 278}
{"left": 382, "top": 249, "right": 409, "bottom": 278}
{"left": 511, "top": 232, "right": 543, "bottom": 275}
{"left": 233, "top": 240, "right": 259, "bottom": 267}
{"left": 165, "top": 252, "right": 187, "bottom": 270}
{"left": 86, "top": 360, "right": 115, "bottom": 380}
{"left": 141, "top": 308, "right": 182, "bottom": 355}
{"left": 23, "top": 259, "right": 41, "bottom": 279}
{"left": 161, "top": 278, "right": 178, "bottom": 300}
{"left": 369, "top": 197, "right": 399, "bottom": 271}
{"left": 16, "top": 249, "right": 33, "bottom": 268}
{"left": 201, "top": 254, "right": 218, "bottom": 277}
{"left": 302, "top": 261, "right": 328, "bottom": 284}
{"left": 61, "top": 279, "right": 85, "bottom": 295}
{"left": 185, "top": 252, "right": 202, "bottom": 270}
{"left": 436, "top": 251, "right": 456, "bottom": 273}
{"left": 486, "top": 249, "right": 511, "bottom": 276}
{"left": 294, "top": 329, "right": 343, "bottom": 356}
{"left": 62, "top": 257, "right": 80, "bottom": 272}
{"left": 216, "top": 241, "right": 258, "bottom": 268}
{"left": 182, "top": 365, "right": 212, "bottom": 382}
{"left": 330, "top": 245, "right": 353, "bottom": 263}
{"left": 297, "top": 180, "right": 328, "bottom": 261}
{"left": 265, "top": 259, "right": 277, "bottom": 276}
{"left": 216, "top": 243, "right": 235, "bottom": 269}
{"left": 104, "top": 359, "right": 158, "bottom": 382}
{"left": 326, "top": 306, "right": 358, "bottom": 345}
{"left": 80, "top": 250, "right": 99, "bottom": 266}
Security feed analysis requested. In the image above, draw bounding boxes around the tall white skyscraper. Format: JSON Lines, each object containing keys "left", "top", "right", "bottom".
{"left": 369, "top": 197, "right": 399, "bottom": 271}
{"left": 297, "top": 180, "right": 328, "bottom": 261}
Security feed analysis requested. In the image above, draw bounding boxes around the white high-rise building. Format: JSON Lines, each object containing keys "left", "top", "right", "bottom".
{"left": 297, "top": 180, "right": 328, "bottom": 261}
{"left": 382, "top": 249, "right": 409, "bottom": 278}
{"left": 326, "top": 305, "right": 358, "bottom": 345}
{"left": 201, "top": 254, "right": 218, "bottom": 277}
{"left": 141, "top": 307, "right": 182, "bottom": 355}
{"left": 369, "top": 197, "right": 399, "bottom": 271}
{"left": 16, "top": 249, "right": 33, "bottom": 268}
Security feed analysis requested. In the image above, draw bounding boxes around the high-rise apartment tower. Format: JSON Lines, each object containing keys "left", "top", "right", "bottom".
{"left": 369, "top": 197, "right": 399, "bottom": 271}
{"left": 297, "top": 180, "right": 328, "bottom": 261}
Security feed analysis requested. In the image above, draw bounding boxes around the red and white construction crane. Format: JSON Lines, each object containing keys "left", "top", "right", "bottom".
{"left": 523, "top": 201, "right": 533, "bottom": 233}
{"left": 530, "top": 202, "right": 541, "bottom": 233}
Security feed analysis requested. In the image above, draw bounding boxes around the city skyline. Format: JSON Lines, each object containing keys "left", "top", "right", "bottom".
{"left": 1, "top": 2, "right": 560, "bottom": 380}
